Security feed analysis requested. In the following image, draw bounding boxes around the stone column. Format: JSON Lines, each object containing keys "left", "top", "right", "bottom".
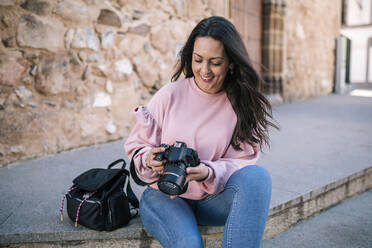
{"left": 262, "top": 0, "right": 286, "bottom": 97}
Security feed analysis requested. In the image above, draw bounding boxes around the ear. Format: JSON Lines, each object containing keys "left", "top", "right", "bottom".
{"left": 229, "top": 64, "right": 234, "bottom": 71}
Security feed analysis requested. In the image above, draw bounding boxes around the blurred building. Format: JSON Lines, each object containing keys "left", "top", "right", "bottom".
{"left": 340, "top": 0, "right": 372, "bottom": 84}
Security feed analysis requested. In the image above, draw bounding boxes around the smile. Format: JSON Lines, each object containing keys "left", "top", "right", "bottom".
{"left": 201, "top": 75, "right": 213, "bottom": 82}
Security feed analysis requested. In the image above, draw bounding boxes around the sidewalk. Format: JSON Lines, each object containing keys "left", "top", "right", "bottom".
{"left": 260, "top": 92, "right": 372, "bottom": 207}
{"left": 0, "top": 91, "right": 371, "bottom": 247}
{"left": 262, "top": 189, "right": 372, "bottom": 248}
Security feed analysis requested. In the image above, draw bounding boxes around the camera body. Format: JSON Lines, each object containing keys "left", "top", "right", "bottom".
{"left": 154, "top": 141, "right": 200, "bottom": 195}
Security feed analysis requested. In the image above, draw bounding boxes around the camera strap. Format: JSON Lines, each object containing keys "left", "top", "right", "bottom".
{"left": 130, "top": 147, "right": 159, "bottom": 187}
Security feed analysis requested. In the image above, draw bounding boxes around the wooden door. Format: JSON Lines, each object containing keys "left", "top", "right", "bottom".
{"left": 230, "top": 0, "right": 262, "bottom": 73}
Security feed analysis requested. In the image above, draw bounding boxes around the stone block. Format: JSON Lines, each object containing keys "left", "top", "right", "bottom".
{"left": 204, "top": 235, "right": 223, "bottom": 248}
{"left": 55, "top": 0, "right": 89, "bottom": 23}
{"left": 114, "top": 58, "right": 133, "bottom": 75}
{"left": 170, "top": 0, "right": 185, "bottom": 16}
{"left": 106, "top": 122, "right": 117, "bottom": 134}
{"left": 21, "top": 0, "right": 52, "bottom": 16}
{"left": 93, "top": 91, "right": 112, "bottom": 107}
{"left": 101, "top": 29, "right": 116, "bottom": 49}
{"left": 105, "top": 80, "right": 114, "bottom": 94}
{"left": 71, "top": 27, "right": 100, "bottom": 51}
{"left": 150, "top": 25, "right": 172, "bottom": 54}
{"left": 15, "top": 86, "right": 33, "bottom": 101}
{"left": 135, "top": 61, "right": 159, "bottom": 88}
{"left": 119, "top": 33, "right": 146, "bottom": 57}
{"left": 86, "top": 53, "right": 104, "bottom": 63}
{"left": 43, "top": 100, "right": 57, "bottom": 107}
{"left": 0, "top": 0, "right": 15, "bottom": 6}
{"left": 27, "top": 102, "right": 38, "bottom": 108}
{"left": 17, "top": 15, "right": 64, "bottom": 52}
{"left": 128, "top": 23, "right": 151, "bottom": 36}
{"left": 35, "top": 52, "right": 83, "bottom": 96}
{"left": 2, "top": 36, "right": 15, "bottom": 47}
{"left": 0, "top": 56, "right": 26, "bottom": 86}
{"left": 1, "top": 239, "right": 163, "bottom": 248}
{"left": 97, "top": 9, "right": 122, "bottom": 28}
{"left": 169, "top": 19, "right": 190, "bottom": 41}
{"left": 64, "top": 29, "right": 75, "bottom": 49}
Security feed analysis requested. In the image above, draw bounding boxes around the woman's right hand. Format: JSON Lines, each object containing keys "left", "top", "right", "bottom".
{"left": 145, "top": 146, "right": 166, "bottom": 174}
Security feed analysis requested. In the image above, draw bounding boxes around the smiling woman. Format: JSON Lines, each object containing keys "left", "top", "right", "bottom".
{"left": 125, "top": 16, "right": 279, "bottom": 248}
{"left": 191, "top": 37, "right": 231, "bottom": 94}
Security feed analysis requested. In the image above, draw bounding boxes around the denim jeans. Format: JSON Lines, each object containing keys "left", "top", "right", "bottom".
{"left": 139, "top": 165, "right": 272, "bottom": 248}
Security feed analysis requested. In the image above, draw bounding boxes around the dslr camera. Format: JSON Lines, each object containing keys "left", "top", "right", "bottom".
{"left": 154, "top": 141, "right": 200, "bottom": 195}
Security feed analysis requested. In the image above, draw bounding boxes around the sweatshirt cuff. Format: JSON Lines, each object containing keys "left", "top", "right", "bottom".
{"left": 199, "top": 163, "right": 214, "bottom": 183}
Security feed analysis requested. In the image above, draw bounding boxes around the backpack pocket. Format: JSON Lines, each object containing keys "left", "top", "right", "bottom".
{"left": 106, "top": 190, "right": 130, "bottom": 231}
{"left": 66, "top": 188, "right": 106, "bottom": 231}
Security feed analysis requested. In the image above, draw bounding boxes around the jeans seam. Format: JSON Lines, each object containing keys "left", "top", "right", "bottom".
{"left": 198, "top": 193, "right": 219, "bottom": 205}
{"left": 198, "top": 184, "right": 238, "bottom": 206}
{"left": 225, "top": 185, "right": 239, "bottom": 248}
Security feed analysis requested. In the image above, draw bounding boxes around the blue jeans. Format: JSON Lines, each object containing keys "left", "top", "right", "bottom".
{"left": 139, "top": 165, "right": 272, "bottom": 248}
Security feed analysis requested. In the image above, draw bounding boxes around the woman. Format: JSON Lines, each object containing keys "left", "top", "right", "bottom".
{"left": 125, "top": 16, "right": 278, "bottom": 248}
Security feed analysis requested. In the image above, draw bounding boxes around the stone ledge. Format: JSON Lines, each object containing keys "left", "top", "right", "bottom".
{"left": 0, "top": 218, "right": 145, "bottom": 245}
{"left": 1, "top": 167, "right": 371, "bottom": 247}
{"left": 263, "top": 166, "right": 372, "bottom": 240}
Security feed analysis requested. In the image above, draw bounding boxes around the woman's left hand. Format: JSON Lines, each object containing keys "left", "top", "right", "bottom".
{"left": 169, "top": 163, "right": 209, "bottom": 199}
{"left": 185, "top": 163, "right": 209, "bottom": 183}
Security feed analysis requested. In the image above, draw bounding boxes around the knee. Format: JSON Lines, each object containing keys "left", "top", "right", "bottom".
{"left": 228, "top": 165, "right": 272, "bottom": 192}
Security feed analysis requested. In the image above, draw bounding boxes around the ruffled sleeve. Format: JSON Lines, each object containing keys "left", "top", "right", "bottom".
{"left": 124, "top": 106, "right": 162, "bottom": 181}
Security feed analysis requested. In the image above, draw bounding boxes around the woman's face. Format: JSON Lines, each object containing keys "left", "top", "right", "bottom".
{"left": 192, "top": 36, "right": 230, "bottom": 94}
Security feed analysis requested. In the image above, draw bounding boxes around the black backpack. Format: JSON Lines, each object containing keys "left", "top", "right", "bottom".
{"left": 59, "top": 159, "right": 139, "bottom": 231}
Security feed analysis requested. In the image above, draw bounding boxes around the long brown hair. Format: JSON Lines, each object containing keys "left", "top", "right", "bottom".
{"left": 172, "top": 16, "right": 279, "bottom": 150}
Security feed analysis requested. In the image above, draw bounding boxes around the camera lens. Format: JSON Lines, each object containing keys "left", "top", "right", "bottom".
{"left": 158, "top": 181, "right": 182, "bottom": 195}
{"left": 157, "top": 162, "right": 186, "bottom": 195}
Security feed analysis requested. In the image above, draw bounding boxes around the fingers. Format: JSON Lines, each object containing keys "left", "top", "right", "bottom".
{"left": 186, "top": 164, "right": 209, "bottom": 182}
{"left": 151, "top": 147, "right": 166, "bottom": 154}
{"left": 185, "top": 174, "right": 202, "bottom": 184}
{"left": 146, "top": 159, "right": 164, "bottom": 174}
{"left": 145, "top": 146, "right": 166, "bottom": 173}
{"left": 150, "top": 163, "right": 164, "bottom": 174}
{"left": 186, "top": 166, "right": 201, "bottom": 174}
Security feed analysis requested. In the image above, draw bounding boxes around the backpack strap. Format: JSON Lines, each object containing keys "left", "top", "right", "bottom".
{"left": 107, "top": 159, "right": 126, "bottom": 169}
{"left": 130, "top": 147, "right": 158, "bottom": 186}
{"left": 106, "top": 158, "right": 141, "bottom": 209}
{"left": 122, "top": 169, "right": 139, "bottom": 208}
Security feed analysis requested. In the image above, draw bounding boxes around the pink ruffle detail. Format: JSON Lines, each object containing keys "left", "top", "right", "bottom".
{"left": 133, "top": 106, "right": 162, "bottom": 145}
{"left": 134, "top": 106, "right": 155, "bottom": 126}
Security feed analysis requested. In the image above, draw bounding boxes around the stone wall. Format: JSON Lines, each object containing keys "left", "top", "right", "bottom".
{"left": 0, "top": 0, "right": 217, "bottom": 165}
{"left": 283, "top": 0, "right": 341, "bottom": 101}
{"left": 0, "top": 0, "right": 341, "bottom": 165}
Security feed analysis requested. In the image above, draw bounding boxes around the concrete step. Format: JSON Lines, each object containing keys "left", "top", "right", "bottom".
{"left": 1, "top": 93, "right": 371, "bottom": 247}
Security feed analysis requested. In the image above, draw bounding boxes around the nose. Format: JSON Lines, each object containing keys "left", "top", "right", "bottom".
{"left": 200, "top": 61, "right": 211, "bottom": 75}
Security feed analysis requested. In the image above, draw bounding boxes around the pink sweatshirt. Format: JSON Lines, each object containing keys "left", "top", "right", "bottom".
{"left": 124, "top": 77, "right": 260, "bottom": 200}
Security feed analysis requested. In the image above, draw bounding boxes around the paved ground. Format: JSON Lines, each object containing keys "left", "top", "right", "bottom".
{"left": 0, "top": 88, "right": 371, "bottom": 243}
{"left": 259, "top": 91, "right": 372, "bottom": 207}
{"left": 262, "top": 189, "right": 372, "bottom": 248}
